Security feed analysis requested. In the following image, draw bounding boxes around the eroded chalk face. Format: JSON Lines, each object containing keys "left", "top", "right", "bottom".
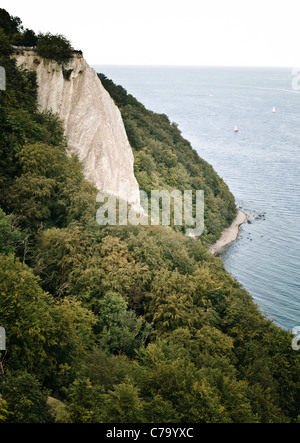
{"left": 0, "top": 327, "right": 6, "bottom": 351}
{"left": 0, "top": 67, "right": 6, "bottom": 91}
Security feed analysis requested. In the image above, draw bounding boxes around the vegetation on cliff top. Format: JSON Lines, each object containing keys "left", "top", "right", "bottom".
{"left": 36, "top": 33, "right": 73, "bottom": 64}
{"left": 0, "top": 9, "right": 299, "bottom": 423}
{"left": 0, "top": 8, "right": 76, "bottom": 64}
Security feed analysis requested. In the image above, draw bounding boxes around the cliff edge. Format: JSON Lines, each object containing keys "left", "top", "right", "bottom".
{"left": 14, "top": 51, "right": 140, "bottom": 207}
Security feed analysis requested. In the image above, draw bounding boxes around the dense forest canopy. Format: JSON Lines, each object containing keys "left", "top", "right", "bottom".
{"left": 0, "top": 9, "right": 299, "bottom": 423}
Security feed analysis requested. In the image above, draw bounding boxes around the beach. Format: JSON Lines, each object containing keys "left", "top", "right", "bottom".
{"left": 210, "top": 210, "right": 247, "bottom": 256}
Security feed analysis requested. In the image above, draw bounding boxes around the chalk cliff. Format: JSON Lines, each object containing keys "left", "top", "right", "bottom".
{"left": 14, "top": 51, "right": 140, "bottom": 207}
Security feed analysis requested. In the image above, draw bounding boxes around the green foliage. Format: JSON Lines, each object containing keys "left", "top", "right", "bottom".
{"left": 0, "top": 208, "right": 23, "bottom": 254}
{"left": 0, "top": 28, "right": 12, "bottom": 56}
{"left": 36, "top": 33, "right": 73, "bottom": 64}
{"left": 0, "top": 255, "right": 96, "bottom": 382}
{"left": 67, "top": 378, "right": 103, "bottom": 423}
{"left": 0, "top": 8, "right": 22, "bottom": 40}
{"left": 21, "top": 28, "right": 38, "bottom": 47}
{"left": 2, "top": 372, "right": 54, "bottom": 423}
{"left": 47, "top": 397, "right": 71, "bottom": 423}
{"left": 0, "top": 8, "right": 37, "bottom": 47}
{"left": 101, "top": 382, "right": 144, "bottom": 423}
{"left": 134, "top": 341, "right": 229, "bottom": 423}
{"left": 0, "top": 399, "right": 9, "bottom": 422}
{"left": 0, "top": 254, "right": 59, "bottom": 376}
{"left": 96, "top": 292, "right": 152, "bottom": 356}
{"left": 78, "top": 348, "right": 134, "bottom": 391}
{"left": 4, "top": 142, "right": 87, "bottom": 232}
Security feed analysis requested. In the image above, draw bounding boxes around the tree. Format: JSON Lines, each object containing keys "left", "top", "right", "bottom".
{"left": 36, "top": 33, "right": 73, "bottom": 64}
{"left": 67, "top": 378, "right": 103, "bottom": 423}
{"left": 7, "top": 143, "right": 85, "bottom": 230}
{"left": 0, "top": 399, "right": 9, "bottom": 422}
{"left": 0, "top": 8, "right": 22, "bottom": 38}
{"left": 0, "top": 28, "right": 12, "bottom": 56}
{"left": 78, "top": 348, "right": 134, "bottom": 391}
{"left": 143, "top": 394, "right": 181, "bottom": 423}
{"left": 101, "top": 382, "right": 144, "bottom": 423}
{"left": 0, "top": 254, "right": 58, "bottom": 376}
{"left": 0, "top": 255, "right": 96, "bottom": 382}
{"left": 146, "top": 269, "right": 203, "bottom": 333}
{"left": 21, "top": 28, "right": 38, "bottom": 47}
{"left": 135, "top": 341, "right": 226, "bottom": 423}
{"left": 0, "top": 208, "right": 23, "bottom": 255}
{"left": 96, "top": 292, "right": 152, "bottom": 357}
{"left": 2, "top": 372, "right": 54, "bottom": 423}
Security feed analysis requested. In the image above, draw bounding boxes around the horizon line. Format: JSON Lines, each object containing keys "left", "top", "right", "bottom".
{"left": 90, "top": 63, "right": 294, "bottom": 69}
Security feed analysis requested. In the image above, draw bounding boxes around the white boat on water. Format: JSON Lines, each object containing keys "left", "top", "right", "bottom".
{"left": 272, "top": 106, "right": 276, "bottom": 113}
{"left": 234, "top": 126, "right": 238, "bottom": 133}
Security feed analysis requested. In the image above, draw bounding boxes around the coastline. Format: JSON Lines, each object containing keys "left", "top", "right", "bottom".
{"left": 210, "top": 210, "right": 247, "bottom": 256}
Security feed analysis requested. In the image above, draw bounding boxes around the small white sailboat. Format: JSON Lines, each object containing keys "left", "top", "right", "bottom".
{"left": 234, "top": 126, "right": 238, "bottom": 133}
{"left": 272, "top": 106, "right": 276, "bottom": 113}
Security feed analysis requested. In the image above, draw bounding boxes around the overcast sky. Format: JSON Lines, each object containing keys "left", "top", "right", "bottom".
{"left": 2, "top": 0, "right": 300, "bottom": 67}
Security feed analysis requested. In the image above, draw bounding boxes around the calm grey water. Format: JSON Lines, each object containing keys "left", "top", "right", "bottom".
{"left": 94, "top": 65, "right": 300, "bottom": 331}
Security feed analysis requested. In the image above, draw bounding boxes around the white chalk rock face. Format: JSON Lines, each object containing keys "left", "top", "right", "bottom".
{"left": 15, "top": 52, "right": 140, "bottom": 207}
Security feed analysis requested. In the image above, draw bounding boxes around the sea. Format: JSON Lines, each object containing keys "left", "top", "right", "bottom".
{"left": 93, "top": 65, "right": 300, "bottom": 332}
